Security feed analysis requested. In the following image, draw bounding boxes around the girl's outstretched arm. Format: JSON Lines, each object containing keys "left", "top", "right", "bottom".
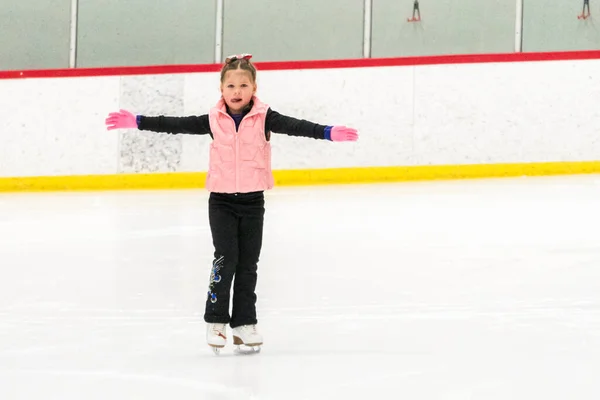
{"left": 106, "top": 109, "right": 213, "bottom": 136}
{"left": 265, "top": 109, "right": 357, "bottom": 142}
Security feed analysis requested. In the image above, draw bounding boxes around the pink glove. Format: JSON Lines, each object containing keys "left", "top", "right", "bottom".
{"left": 105, "top": 109, "right": 138, "bottom": 130}
{"left": 330, "top": 126, "right": 358, "bottom": 142}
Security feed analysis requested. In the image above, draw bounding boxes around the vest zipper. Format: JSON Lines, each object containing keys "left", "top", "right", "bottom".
{"left": 233, "top": 116, "right": 240, "bottom": 192}
{"left": 235, "top": 129, "right": 240, "bottom": 192}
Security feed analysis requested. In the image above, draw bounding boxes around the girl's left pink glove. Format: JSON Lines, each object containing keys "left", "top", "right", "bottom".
{"left": 105, "top": 109, "right": 138, "bottom": 130}
{"left": 330, "top": 126, "right": 358, "bottom": 142}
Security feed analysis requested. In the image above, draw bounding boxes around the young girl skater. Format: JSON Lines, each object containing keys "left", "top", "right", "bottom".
{"left": 105, "top": 54, "right": 358, "bottom": 353}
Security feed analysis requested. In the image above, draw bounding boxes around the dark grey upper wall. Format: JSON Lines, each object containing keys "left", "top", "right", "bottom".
{"left": 371, "top": 0, "right": 516, "bottom": 57}
{"left": 0, "top": 0, "right": 71, "bottom": 70}
{"left": 76, "top": 0, "right": 216, "bottom": 68}
{"left": 2, "top": 0, "right": 600, "bottom": 71}
{"left": 223, "top": 0, "right": 364, "bottom": 61}
{"left": 522, "top": 0, "right": 600, "bottom": 52}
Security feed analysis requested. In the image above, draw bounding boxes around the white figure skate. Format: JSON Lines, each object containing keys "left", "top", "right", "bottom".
{"left": 206, "top": 323, "right": 227, "bottom": 355}
{"left": 232, "top": 324, "right": 263, "bottom": 354}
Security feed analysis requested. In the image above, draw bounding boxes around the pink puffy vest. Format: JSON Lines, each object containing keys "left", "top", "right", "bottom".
{"left": 206, "top": 96, "right": 274, "bottom": 193}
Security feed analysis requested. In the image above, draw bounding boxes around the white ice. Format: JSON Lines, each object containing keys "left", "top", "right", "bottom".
{"left": 1, "top": 175, "right": 600, "bottom": 400}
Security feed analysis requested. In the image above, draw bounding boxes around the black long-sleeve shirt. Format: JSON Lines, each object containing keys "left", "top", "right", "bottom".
{"left": 137, "top": 108, "right": 330, "bottom": 141}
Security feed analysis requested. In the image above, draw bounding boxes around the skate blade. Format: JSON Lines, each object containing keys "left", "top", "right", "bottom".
{"left": 234, "top": 344, "right": 262, "bottom": 355}
{"left": 233, "top": 336, "right": 262, "bottom": 346}
{"left": 232, "top": 335, "right": 262, "bottom": 354}
{"left": 208, "top": 344, "right": 225, "bottom": 355}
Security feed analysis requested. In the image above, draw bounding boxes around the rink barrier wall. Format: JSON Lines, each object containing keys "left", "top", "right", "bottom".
{"left": 1, "top": 50, "right": 600, "bottom": 192}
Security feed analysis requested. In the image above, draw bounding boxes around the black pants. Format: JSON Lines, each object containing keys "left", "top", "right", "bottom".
{"left": 204, "top": 191, "right": 265, "bottom": 328}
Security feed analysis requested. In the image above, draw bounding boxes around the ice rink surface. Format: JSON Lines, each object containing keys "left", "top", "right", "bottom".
{"left": 1, "top": 175, "right": 600, "bottom": 400}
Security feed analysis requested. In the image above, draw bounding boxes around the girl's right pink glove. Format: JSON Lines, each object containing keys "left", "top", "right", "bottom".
{"left": 105, "top": 109, "right": 138, "bottom": 130}
{"left": 330, "top": 126, "right": 358, "bottom": 142}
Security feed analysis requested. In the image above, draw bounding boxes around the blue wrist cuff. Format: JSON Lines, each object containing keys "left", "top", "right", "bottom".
{"left": 324, "top": 126, "right": 332, "bottom": 141}
{"left": 136, "top": 115, "right": 141, "bottom": 127}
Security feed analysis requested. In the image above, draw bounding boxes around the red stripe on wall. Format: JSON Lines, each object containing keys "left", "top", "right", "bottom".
{"left": 1, "top": 50, "right": 600, "bottom": 80}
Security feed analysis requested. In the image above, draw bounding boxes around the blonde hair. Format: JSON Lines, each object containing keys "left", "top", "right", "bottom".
{"left": 220, "top": 54, "right": 257, "bottom": 84}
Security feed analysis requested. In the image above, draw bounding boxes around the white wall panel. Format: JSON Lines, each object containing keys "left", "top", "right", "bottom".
{"left": 0, "top": 76, "right": 120, "bottom": 177}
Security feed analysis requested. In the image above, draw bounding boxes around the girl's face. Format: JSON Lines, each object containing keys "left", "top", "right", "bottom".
{"left": 220, "top": 69, "right": 256, "bottom": 114}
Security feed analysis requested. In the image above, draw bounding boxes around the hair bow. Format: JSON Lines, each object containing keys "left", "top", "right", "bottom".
{"left": 225, "top": 53, "right": 253, "bottom": 64}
